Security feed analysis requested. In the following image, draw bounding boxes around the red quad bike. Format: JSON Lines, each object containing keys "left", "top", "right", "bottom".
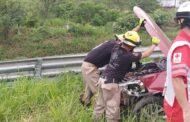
{"left": 119, "top": 57, "right": 166, "bottom": 121}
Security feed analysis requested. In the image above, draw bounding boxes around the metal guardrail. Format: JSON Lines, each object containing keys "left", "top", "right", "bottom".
{"left": 0, "top": 47, "right": 164, "bottom": 80}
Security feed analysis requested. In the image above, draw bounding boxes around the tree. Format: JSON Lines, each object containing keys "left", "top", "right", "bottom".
{"left": 39, "top": 0, "right": 57, "bottom": 18}
{"left": 0, "top": 0, "right": 26, "bottom": 42}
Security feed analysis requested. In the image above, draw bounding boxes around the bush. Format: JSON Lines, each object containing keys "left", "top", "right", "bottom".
{"left": 91, "top": 14, "right": 105, "bottom": 26}
{"left": 151, "top": 9, "right": 172, "bottom": 27}
{"left": 68, "top": 23, "right": 99, "bottom": 37}
{"left": 52, "top": 1, "right": 75, "bottom": 19}
{"left": 27, "top": 27, "right": 48, "bottom": 42}
{"left": 0, "top": 0, "right": 26, "bottom": 41}
{"left": 127, "top": 0, "right": 159, "bottom": 13}
{"left": 113, "top": 13, "right": 138, "bottom": 33}
{"left": 25, "top": 15, "right": 40, "bottom": 28}
{"left": 73, "top": 2, "right": 120, "bottom": 26}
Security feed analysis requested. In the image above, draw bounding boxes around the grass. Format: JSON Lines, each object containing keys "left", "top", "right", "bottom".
{"left": 0, "top": 24, "right": 113, "bottom": 60}
{"left": 0, "top": 73, "right": 165, "bottom": 122}
{"left": 0, "top": 73, "right": 91, "bottom": 122}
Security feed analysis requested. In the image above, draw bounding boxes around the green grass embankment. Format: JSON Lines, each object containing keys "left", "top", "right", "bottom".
{"left": 0, "top": 73, "right": 92, "bottom": 122}
{"left": 0, "top": 73, "right": 165, "bottom": 122}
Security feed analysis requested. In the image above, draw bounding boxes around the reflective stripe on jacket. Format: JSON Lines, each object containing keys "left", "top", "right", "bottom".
{"left": 164, "top": 41, "right": 190, "bottom": 106}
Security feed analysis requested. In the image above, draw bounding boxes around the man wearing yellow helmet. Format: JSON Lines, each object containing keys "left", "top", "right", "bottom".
{"left": 80, "top": 18, "right": 146, "bottom": 106}
{"left": 93, "top": 30, "right": 160, "bottom": 121}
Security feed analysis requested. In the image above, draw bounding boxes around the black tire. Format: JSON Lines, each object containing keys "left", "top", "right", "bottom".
{"left": 132, "top": 96, "right": 164, "bottom": 122}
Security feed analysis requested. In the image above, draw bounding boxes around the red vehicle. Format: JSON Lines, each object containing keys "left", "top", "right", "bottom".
{"left": 119, "top": 6, "right": 172, "bottom": 121}
{"left": 120, "top": 57, "right": 166, "bottom": 121}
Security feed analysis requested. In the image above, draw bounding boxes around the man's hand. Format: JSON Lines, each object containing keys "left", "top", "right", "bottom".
{"left": 138, "top": 18, "right": 146, "bottom": 27}
{"left": 151, "top": 37, "right": 160, "bottom": 45}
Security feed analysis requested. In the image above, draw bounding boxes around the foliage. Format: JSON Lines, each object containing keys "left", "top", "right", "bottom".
{"left": 68, "top": 23, "right": 100, "bottom": 37}
{"left": 27, "top": 27, "right": 50, "bottom": 42}
{"left": 0, "top": 0, "right": 177, "bottom": 60}
{"left": 52, "top": 1, "right": 75, "bottom": 19}
{"left": 151, "top": 9, "right": 173, "bottom": 27}
{"left": 0, "top": 0, "right": 26, "bottom": 41}
{"left": 126, "top": 0, "right": 159, "bottom": 13}
{"left": 73, "top": 2, "right": 120, "bottom": 26}
{"left": 43, "top": 18, "right": 66, "bottom": 27}
{"left": 38, "top": 0, "right": 57, "bottom": 18}
{"left": 113, "top": 12, "right": 138, "bottom": 33}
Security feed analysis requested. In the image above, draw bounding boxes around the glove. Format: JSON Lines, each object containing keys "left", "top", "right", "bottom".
{"left": 151, "top": 37, "right": 160, "bottom": 45}
{"left": 138, "top": 18, "right": 146, "bottom": 27}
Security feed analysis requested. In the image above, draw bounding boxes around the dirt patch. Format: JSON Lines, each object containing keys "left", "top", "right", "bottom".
{"left": 43, "top": 38, "right": 60, "bottom": 46}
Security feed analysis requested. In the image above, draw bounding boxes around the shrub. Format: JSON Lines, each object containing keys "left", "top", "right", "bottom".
{"left": 73, "top": 2, "right": 120, "bottom": 26}
{"left": 113, "top": 13, "right": 138, "bottom": 33}
{"left": 151, "top": 9, "right": 172, "bottom": 27}
{"left": 127, "top": 0, "right": 159, "bottom": 13}
{"left": 27, "top": 27, "right": 48, "bottom": 42}
{"left": 68, "top": 23, "right": 99, "bottom": 37}
{"left": 91, "top": 14, "right": 105, "bottom": 26}
{"left": 0, "top": 0, "right": 26, "bottom": 41}
{"left": 52, "top": 1, "right": 75, "bottom": 19}
{"left": 25, "top": 15, "right": 40, "bottom": 28}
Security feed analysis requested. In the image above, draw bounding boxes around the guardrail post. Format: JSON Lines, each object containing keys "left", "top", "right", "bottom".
{"left": 34, "top": 58, "right": 43, "bottom": 77}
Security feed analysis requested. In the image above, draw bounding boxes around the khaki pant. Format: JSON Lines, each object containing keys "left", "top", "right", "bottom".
{"left": 93, "top": 78, "right": 121, "bottom": 122}
{"left": 81, "top": 61, "right": 100, "bottom": 104}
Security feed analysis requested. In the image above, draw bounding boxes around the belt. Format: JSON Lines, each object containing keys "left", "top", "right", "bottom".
{"left": 101, "top": 76, "right": 119, "bottom": 84}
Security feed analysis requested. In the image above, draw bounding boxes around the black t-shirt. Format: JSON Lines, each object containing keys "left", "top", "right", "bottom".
{"left": 84, "top": 40, "right": 118, "bottom": 68}
{"left": 102, "top": 44, "right": 142, "bottom": 83}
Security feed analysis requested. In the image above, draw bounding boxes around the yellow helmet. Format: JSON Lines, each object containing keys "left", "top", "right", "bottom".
{"left": 115, "top": 31, "right": 141, "bottom": 47}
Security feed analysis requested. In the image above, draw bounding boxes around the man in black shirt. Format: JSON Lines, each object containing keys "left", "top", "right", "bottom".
{"left": 80, "top": 19, "right": 146, "bottom": 106}
{"left": 93, "top": 31, "right": 160, "bottom": 122}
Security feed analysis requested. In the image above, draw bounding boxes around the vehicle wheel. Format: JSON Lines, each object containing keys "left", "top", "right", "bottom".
{"left": 132, "top": 96, "right": 165, "bottom": 122}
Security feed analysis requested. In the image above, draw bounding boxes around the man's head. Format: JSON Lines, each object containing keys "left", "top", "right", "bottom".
{"left": 115, "top": 31, "right": 141, "bottom": 48}
{"left": 175, "top": 1, "right": 190, "bottom": 29}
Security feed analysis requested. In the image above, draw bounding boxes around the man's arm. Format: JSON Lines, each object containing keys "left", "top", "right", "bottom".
{"left": 173, "top": 76, "right": 190, "bottom": 122}
{"left": 131, "top": 25, "right": 141, "bottom": 32}
{"left": 173, "top": 76, "right": 188, "bottom": 108}
{"left": 132, "top": 18, "right": 146, "bottom": 32}
{"left": 141, "top": 45, "right": 156, "bottom": 59}
{"left": 141, "top": 37, "right": 160, "bottom": 59}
